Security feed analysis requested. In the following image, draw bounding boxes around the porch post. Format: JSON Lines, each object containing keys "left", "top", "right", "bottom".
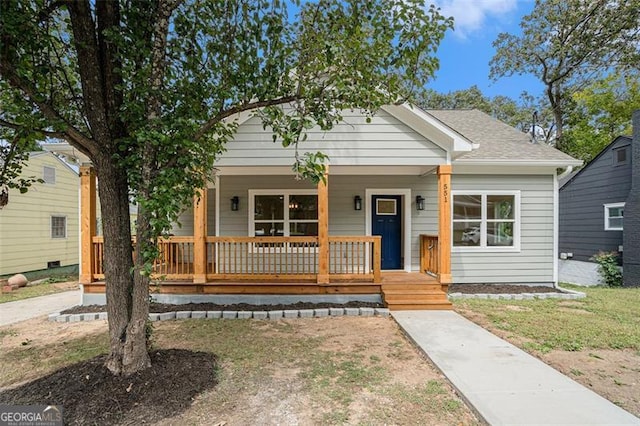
{"left": 317, "top": 165, "right": 330, "bottom": 284}
{"left": 193, "top": 188, "right": 208, "bottom": 283}
{"left": 437, "top": 165, "right": 452, "bottom": 286}
{"left": 79, "top": 165, "right": 96, "bottom": 284}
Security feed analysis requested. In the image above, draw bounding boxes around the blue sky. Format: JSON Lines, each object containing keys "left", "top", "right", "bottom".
{"left": 427, "top": 0, "right": 543, "bottom": 100}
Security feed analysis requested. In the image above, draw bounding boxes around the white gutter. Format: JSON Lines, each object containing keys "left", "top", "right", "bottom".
{"left": 557, "top": 166, "right": 574, "bottom": 180}
{"left": 454, "top": 159, "right": 583, "bottom": 167}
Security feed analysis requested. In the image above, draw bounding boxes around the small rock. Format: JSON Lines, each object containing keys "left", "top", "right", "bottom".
{"left": 8, "top": 274, "right": 28, "bottom": 288}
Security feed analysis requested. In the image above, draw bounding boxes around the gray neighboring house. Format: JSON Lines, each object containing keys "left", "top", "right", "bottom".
{"left": 559, "top": 110, "right": 640, "bottom": 286}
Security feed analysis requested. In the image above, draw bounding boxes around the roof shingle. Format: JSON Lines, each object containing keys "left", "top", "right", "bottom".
{"left": 426, "top": 109, "right": 580, "bottom": 164}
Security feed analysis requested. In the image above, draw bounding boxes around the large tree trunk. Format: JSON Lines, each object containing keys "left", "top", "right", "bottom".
{"left": 95, "top": 155, "right": 151, "bottom": 375}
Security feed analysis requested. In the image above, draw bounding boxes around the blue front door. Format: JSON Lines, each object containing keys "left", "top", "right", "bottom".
{"left": 372, "top": 195, "right": 402, "bottom": 270}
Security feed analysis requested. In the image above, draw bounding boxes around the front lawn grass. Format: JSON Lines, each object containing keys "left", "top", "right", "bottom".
{"left": 453, "top": 285, "right": 640, "bottom": 353}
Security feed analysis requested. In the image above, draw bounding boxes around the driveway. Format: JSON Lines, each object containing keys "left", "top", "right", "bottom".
{"left": 0, "top": 290, "right": 81, "bottom": 326}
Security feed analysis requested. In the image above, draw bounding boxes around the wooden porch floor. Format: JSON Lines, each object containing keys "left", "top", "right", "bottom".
{"left": 83, "top": 271, "right": 451, "bottom": 310}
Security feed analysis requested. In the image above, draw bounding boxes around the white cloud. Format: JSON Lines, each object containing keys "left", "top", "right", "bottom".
{"left": 432, "top": 0, "right": 518, "bottom": 38}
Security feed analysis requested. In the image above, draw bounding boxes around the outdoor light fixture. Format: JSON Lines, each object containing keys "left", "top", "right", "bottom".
{"left": 354, "top": 195, "right": 362, "bottom": 211}
{"left": 416, "top": 195, "right": 425, "bottom": 211}
{"left": 231, "top": 196, "right": 239, "bottom": 211}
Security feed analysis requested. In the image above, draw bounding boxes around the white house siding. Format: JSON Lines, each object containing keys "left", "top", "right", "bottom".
{"left": 451, "top": 174, "right": 555, "bottom": 284}
{"left": 212, "top": 174, "right": 438, "bottom": 271}
{"left": 217, "top": 110, "right": 447, "bottom": 167}
{"left": 0, "top": 153, "right": 79, "bottom": 275}
{"left": 167, "top": 174, "right": 440, "bottom": 273}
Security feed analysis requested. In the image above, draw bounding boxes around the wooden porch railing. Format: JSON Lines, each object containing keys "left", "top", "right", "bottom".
{"left": 92, "top": 236, "right": 195, "bottom": 280}
{"left": 206, "top": 236, "right": 319, "bottom": 280}
{"left": 420, "top": 234, "right": 439, "bottom": 276}
{"left": 91, "top": 235, "right": 381, "bottom": 283}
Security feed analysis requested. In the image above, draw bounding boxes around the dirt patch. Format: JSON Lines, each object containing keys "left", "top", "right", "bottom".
{"left": 52, "top": 281, "right": 80, "bottom": 291}
{"left": 541, "top": 349, "right": 640, "bottom": 416}
{"left": 1, "top": 316, "right": 479, "bottom": 425}
{"left": 449, "top": 284, "right": 566, "bottom": 294}
{"left": 455, "top": 307, "right": 640, "bottom": 418}
{"left": 0, "top": 349, "right": 218, "bottom": 425}
{"left": 62, "top": 300, "right": 383, "bottom": 315}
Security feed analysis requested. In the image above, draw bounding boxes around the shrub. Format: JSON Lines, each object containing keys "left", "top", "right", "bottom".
{"left": 590, "top": 251, "right": 623, "bottom": 287}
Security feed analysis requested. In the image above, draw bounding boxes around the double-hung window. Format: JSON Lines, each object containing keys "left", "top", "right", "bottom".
{"left": 452, "top": 191, "right": 520, "bottom": 251}
{"left": 51, "top": 215, "right": 67, "bottom": 239}
{"left": 604, "top": 203, "right": 624, "bottom": 231}
{"left": 250, "top": 190, "right": 318, "bottom": 239}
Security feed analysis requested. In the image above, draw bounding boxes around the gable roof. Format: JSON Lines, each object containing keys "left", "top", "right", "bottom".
{"left": 425, "top": 109, "right": 582, "bottom": 166}
{"left": 559, "top": 135, "right": 632, "bottom": 189}
{"left": 28, "top": 151, "right": 79, "bottom": 176}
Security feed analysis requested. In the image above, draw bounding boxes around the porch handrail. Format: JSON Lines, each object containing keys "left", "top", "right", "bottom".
{"left": 420, "top": 234, "right": 439, "bottom": 276}
{"left": 90, "top": 235, "right": 381, "bottom": 283}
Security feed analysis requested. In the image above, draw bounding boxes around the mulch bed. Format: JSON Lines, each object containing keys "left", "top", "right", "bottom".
{"left": 449, "top": 284, "right": 567, "bottom": 294}
{"left": 0, "top": 349, "right": 218, "bottom": 425}
{"left": 62, "top": 300, "right": 384, "bottom": 315}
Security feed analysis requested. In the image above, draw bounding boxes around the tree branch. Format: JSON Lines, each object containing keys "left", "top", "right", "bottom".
{"left": 194, "top": 95, "right": 298, "bottom": 140}
{"left": 0, "top": 59, "right": 98, "bottom": 156}
{"left": 0, "top": 118, "right": 67, "bottom": 139}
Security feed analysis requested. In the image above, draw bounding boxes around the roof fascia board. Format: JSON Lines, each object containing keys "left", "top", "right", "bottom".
{"left": 559, "top": 135, "right": 631, "bottom": 189}
{"left": 381, "top": 104, "right": 475, "bottom": 154}
{"left": 453, "top": 164, "right": 560, "bottom": 175}
{"left": 454, "top": 158, "right": 583, "bottom": 167}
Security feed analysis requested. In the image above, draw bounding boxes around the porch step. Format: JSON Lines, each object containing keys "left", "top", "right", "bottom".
{"left": 381, "top": 284, "right": 452, "bottom": 311}
{"left": 381, "top": 283, "right": 443, "bottom": 291}
{"left": 387, "top": 302, "right": 452, "bottom": 310}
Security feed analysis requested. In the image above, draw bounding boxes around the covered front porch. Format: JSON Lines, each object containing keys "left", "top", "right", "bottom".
{"left": 78, "top": 164, "right": 453, "bottom": 309}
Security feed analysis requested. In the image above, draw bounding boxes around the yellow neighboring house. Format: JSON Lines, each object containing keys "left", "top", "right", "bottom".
{"left": 0, "top": 151, "right": 79, "bottom": 276}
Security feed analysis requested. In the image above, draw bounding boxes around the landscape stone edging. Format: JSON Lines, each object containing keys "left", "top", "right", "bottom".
{"left": 48, "top": 307, "right": 391, "bottom": 323}
{"left": 448, "top": 287, "right": 586, "bottom": 301}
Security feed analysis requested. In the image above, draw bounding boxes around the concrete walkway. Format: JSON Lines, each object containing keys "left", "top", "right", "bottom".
{"left": 393, "top": 311, "right": 640, "bottom": 426}
{"left": 0, "top": 290, "right": 81, "bottom": 326}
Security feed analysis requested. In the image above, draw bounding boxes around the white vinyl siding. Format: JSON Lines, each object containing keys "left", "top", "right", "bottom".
{"left": 217, "top": 109, "right": 447, "bottom": 167}
{"left": 451, "top": 174, "right": 555, "bottom": 284}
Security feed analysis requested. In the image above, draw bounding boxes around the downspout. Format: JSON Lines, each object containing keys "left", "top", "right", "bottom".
{"left": 557, "top": 165, "right": 573, "bottom": 181}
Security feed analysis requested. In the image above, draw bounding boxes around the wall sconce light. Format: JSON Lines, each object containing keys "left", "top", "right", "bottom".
{"left": 416, "top": 195, "right": 425, "bottom": 211}
{"left": 231, "top": 196, "right": 239, "bottom": 211}
{"left": 354, "top": 195, "right": 362, "bottom": 211}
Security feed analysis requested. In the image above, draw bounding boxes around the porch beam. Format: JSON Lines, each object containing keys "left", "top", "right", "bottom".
{"left": 437, "top": 165, "right": 452, "bottom": 285}
{"left": 193, "top": 188, "right": 207, "bottom": 283}
{"left": 79, "top": 165, "right": 96, "bottom": 284}
{"left": 317, "top": 165, "right": 330, "bottom": 284}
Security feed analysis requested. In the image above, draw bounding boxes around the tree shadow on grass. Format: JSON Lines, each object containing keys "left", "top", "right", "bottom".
{"left": 0, "top": 349, "right": 218, "bottom": 425}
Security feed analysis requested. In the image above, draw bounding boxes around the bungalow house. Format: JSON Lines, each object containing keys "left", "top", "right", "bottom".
{"left": 0, "top": 151, "right": 79, "bottom": 277}
{"left": 50, "top": 105, "right": 581, "bottom": 309}
{"left": 559, "top": 110, "right": 640, "bottom": 286}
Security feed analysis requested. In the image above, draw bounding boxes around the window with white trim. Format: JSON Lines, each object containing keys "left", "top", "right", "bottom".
{"left": 604, "top": 202, "right": 624, "bottom": 231}
{"left": 51, "top": 215, "right": 66, "bottom": 238}
{"left": 452, "top": 191, "right": 520, "bottom": 250}
{"left": 250, "top": 190, "right": 318, "bottom": 237}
